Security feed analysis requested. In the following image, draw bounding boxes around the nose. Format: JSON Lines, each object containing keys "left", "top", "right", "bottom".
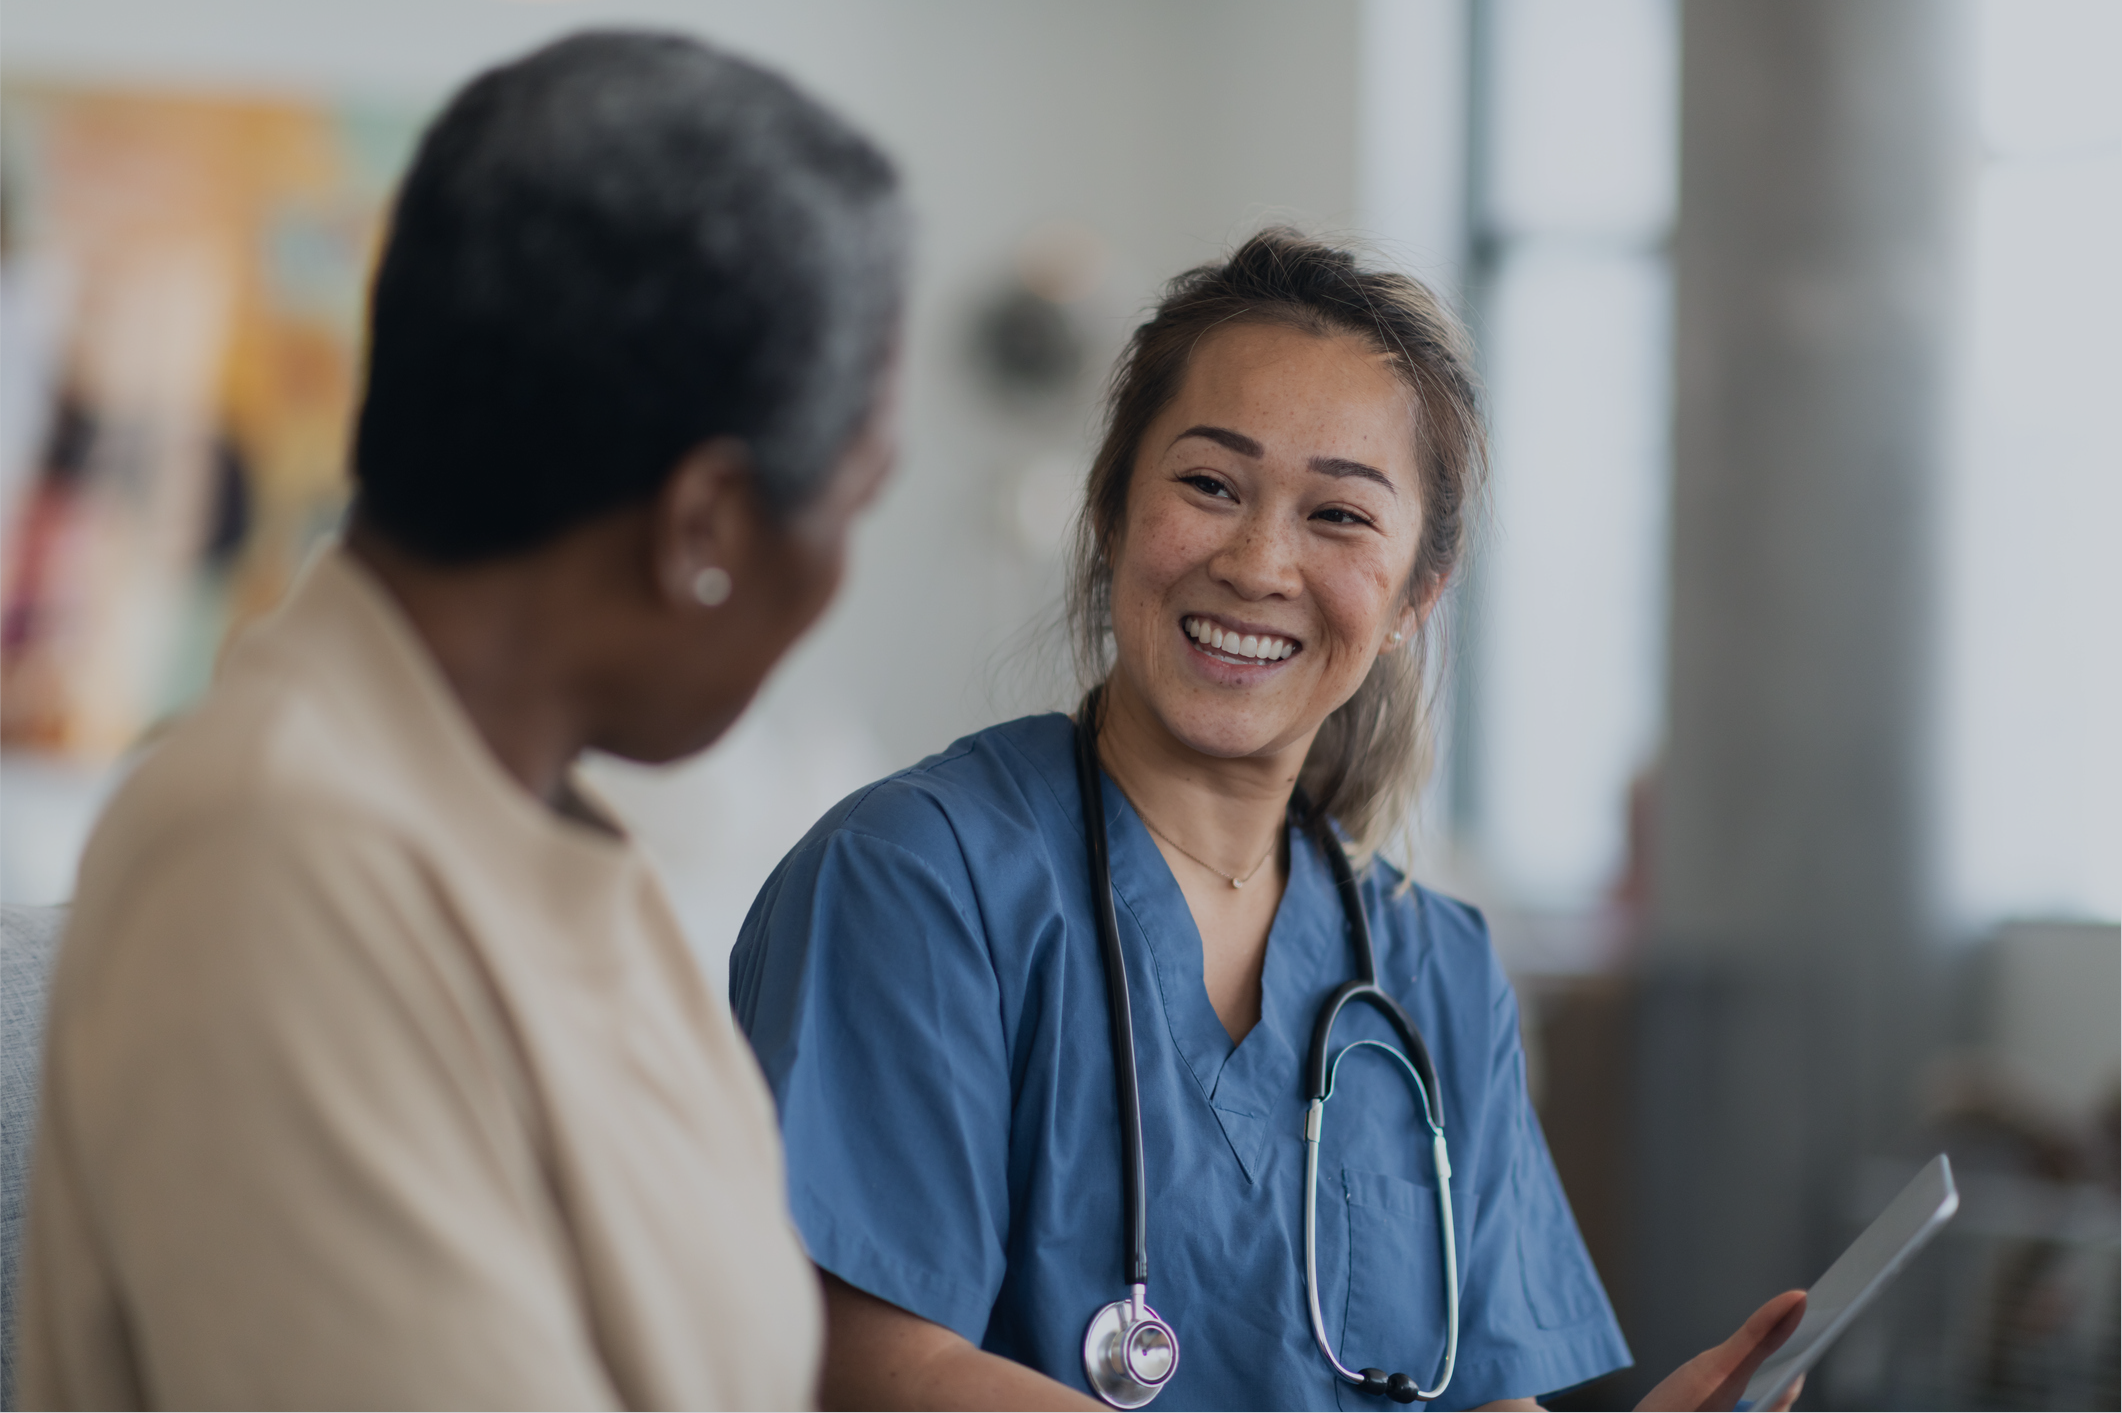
{"left": 1208, "top": 506, "right": 1303, "bottom": 602}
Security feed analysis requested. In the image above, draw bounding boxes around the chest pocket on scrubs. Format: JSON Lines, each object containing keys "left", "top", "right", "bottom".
{"left": 1337, "top": 1167, "right": 1460, "bottom": 1409}
{"left": 1515, "top": 1159, "right": 1606, "bottom": 1330}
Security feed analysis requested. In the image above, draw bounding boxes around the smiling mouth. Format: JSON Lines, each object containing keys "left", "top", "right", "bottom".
{"left": 1182, "top": 615, "right": 1300, "bottom": 665}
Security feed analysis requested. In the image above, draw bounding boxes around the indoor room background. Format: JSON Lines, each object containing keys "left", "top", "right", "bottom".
{"left": 1, "top": 1, "right": 2115, "bottom": 1408}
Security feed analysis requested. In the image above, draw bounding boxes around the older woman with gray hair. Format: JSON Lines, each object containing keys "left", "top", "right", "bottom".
{"left": 20, "top": 32, "right": 904, "bottom": 1409}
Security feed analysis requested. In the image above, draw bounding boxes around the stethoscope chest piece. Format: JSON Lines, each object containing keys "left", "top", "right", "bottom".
{"left": 1083, "top": 1287, "right": 1179, "bottom": 1409}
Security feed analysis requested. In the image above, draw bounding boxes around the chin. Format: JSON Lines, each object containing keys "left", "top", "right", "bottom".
{"left": 601, "top": 697, "right": 749, "bottom": 767}
{"left": 1155, "top": 695, "right": 1299, "bottom": 762}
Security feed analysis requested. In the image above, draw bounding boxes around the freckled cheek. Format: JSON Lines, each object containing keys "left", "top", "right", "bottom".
{"left": 1310, "top": 556, "right": 1405, "bottom": 657}
{"left": 1115, "top": 502, "right": 1224, "bottom": 600}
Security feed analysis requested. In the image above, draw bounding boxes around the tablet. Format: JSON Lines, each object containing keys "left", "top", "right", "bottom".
{"left": 1737, "top": 1153, "right": 1959, "bottom": 1412}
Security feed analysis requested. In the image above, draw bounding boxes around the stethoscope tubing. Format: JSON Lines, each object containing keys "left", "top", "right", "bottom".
{"left": 1074, "top": 701, "right": 1151, "bottom": 1288}
{"left": 1304, "top": 837, "right": 1445, "bottom": 1133}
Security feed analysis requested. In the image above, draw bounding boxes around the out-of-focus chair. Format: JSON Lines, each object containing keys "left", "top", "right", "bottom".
{"left": 2, "top": 904, "right": 66, "bottom": 1412}
{"left": 1817, "top": 920, "right": 2122, "bottom": 1411}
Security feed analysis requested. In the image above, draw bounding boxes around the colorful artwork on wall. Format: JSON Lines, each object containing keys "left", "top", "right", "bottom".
{"left": 0, "top": 84, "right": 421, "bottom": 760}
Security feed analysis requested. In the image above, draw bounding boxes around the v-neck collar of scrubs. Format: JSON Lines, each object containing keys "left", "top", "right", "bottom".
{"left": 1093, "top": 764, "right": 1347, "bottom": 1182}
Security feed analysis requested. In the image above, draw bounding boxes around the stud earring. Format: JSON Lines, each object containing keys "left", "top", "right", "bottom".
{"left": 1388, "top": 629, "right": 1405, "bottom": 645}
{"left": 691, "top": 566, "right": 733, "bottom": 607}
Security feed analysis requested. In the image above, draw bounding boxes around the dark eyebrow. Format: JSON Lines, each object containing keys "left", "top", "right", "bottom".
{"left": 1172, "top": 424, "right": 1264, "bottom": 458}
{"left": 1174, "top": 424, "right": 1397, "bottom": 495}
{"left": 1308, "top": 455, "right": 1397, "bottom": 494}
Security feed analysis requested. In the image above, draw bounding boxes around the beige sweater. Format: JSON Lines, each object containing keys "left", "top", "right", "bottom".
{"left": 20, "top": 549, "right": 821, "bottom": 1409}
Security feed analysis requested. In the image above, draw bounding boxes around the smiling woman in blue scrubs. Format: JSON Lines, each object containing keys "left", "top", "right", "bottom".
{"left": 732, "top": 231, "right": 1805, "bottom": 1411}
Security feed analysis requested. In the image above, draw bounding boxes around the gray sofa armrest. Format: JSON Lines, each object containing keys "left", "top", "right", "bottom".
{"left": 2, "top": 904, "right": 67, "bottom": 1412}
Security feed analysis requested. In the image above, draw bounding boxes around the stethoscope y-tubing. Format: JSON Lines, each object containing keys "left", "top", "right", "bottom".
{"left": 1074, "top": 698, "right": 1150, "bottom": 1289}
{"left": 1303, "top": 1040, "right": 1460, "bottom": 1402}
{"left": 1300, "top": 808, "right": 1458, "bottom": 1403}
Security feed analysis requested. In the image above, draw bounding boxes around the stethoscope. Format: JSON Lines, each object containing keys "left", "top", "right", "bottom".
{"left": 1072, "top": 697, "right": 1460, "bottom": 1408}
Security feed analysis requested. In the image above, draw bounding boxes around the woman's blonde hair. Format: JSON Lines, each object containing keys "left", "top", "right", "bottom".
{"left": 1066, "top": 229, "right": 1486, "bottom": 860}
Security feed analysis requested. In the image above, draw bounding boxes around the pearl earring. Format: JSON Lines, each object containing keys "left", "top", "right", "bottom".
{"left": 691, "top": 566, "right": 733, "bottom": 607}
{"left": 1388, "top": 629, "right": 1405, "bottom": 645}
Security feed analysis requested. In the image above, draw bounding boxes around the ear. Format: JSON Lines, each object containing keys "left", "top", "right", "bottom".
{"left": 1381, "top": 574, "right": 1448, "bottom": 653}
{"left": 648, "top": 437, "right": 757, "bottom": 610}
{"left": 1412, "top": 571, "right": 1448, "bottom": 629}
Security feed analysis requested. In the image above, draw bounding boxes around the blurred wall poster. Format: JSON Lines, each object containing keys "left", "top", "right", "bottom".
{"left": 1, "top": 84, "right": 419, "bottom": 761}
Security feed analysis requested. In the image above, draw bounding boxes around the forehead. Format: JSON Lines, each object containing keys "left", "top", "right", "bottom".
{"left": 1156, "top": 321, "right": 1420, "bottom": 484}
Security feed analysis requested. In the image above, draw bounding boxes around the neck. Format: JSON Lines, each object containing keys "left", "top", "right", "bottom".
{"left": 1093, "top": 671, "right": 1313, "bottom": 878}
{"left": 346, "top": 520, "right": 603, "bottom": 807}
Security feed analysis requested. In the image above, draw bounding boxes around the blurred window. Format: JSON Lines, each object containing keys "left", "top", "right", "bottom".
{"left": 1462, "top": 0, "right": 1677, "bottom": 916}
{"left": 1940, "top": 0, "right": 2122, "bottom": 930}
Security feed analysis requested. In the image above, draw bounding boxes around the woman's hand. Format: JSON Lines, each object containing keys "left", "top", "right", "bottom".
{"left": 1635, "top": 1290, "right": 1807, "bottom": 1411}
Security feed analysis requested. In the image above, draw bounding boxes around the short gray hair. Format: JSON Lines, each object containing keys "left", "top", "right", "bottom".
{"left": 356, "top": 29, "right": 909, "bottom": 559}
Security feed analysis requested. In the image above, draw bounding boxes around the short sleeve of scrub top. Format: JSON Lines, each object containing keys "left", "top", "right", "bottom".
{"left": 732, "top": 715, "right": 1630, "bottom": 1410}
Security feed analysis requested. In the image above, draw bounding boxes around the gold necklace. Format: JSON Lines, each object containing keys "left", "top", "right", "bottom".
{"left": 1135, "top": 808, "right": 1281, "bottom": 889}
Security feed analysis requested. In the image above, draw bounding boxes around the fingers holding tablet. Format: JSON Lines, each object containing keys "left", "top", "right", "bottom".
{"left": 1634, "top": 1289, "right": 1806, "bottom": 1411}
{"left": 1634, "top": 1154, "right": 1958, "bottom": 1413}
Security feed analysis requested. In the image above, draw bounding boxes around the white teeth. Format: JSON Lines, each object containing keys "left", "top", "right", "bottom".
{"left": 1185, "top": 617, "right": 1297, "bottom": 662}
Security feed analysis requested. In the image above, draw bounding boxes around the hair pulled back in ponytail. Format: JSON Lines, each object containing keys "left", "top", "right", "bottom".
{"left": 1066, "top": 228, "right": 1486, "bottom": 860}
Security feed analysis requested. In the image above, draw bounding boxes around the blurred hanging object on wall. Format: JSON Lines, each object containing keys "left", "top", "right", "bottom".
{"left": 968, "top": 222, "right": 1109, "bottom": 408}
{"left": 966, "top": 222, "right": 1126, "bottom": 572}
{"left": 0, "top": 85, "right": 418, "bottom": 761}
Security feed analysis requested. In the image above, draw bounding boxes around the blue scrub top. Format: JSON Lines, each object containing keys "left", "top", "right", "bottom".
{"left": 732, "top": 715, "right": 1629, "bottom": 1410}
